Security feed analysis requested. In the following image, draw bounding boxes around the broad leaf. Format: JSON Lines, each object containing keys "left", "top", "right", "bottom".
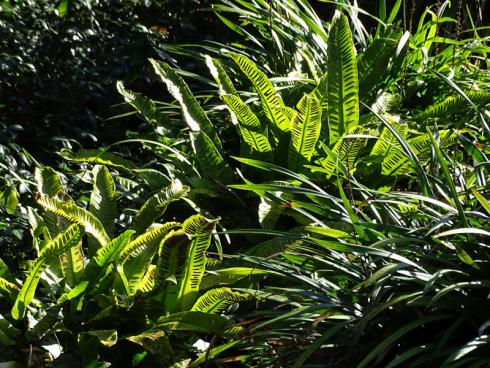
{"left": 37, "top": 194, "right": 110, "bottom": 248}
{"left": 327, "top": 12, "right": 359, "bottom": 145}
{"left": 190, "top": 131, "right": 234, "bottom": 184}
{"left": 149, "top": 58, "right": 221, "bottom": 148}
{"left": 228, "top": 52, "right": 290, "bottom": 133}
{"left": 12, "top": 224, "right": 83, "bottom": 319}
{"left": 131, "top": 179, "right": 188, "bottom": 235}
{"left": 221, "top": 94, "right": 272, "bottom": 159}
{"left": 191, "top": 287, "right": 251, "bottom": 314}
{"left": 288, "top": 94, "right": 322, "bottom": 171}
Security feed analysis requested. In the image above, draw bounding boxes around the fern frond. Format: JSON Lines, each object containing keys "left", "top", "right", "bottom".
{"left": 358, "top": 26, "right": 403, "bottom": 99}
{"left": 131, "top": 179, "right": 188, "bottom": 234}
{"left": 327, "top": 12, "right": 359, "bottom": 145}
{"left": 117, "top": 81, "right": 167, "bottom": 127}
{"left": 94, "top": 230, "right": 135, "bottom": 267}
{"left": 90, "top": 165, "right": 116, "bottom": 238}
{"left": 158, "top": 216, "right": 218, "bottom": 312}
{"left": 190, "top": 131, "right": 234, "bottom": 184}
{"left": 222, "top": 94, "right": 273, "bottom": 159}
{"left": 37, "top": 194, "right": 110, "bottom": 248}
{"left": 288, "top": 94, "right": 322, "bottom": 171}
{"left": 416, "top": 91, "right": 490, "bottom": 121}
{"left": 228, "top": 52, "right": 290, "bottom": 133}
{"left": 191, "top": 287, "right": 251, "bottom": 314}
{"left": 149, "top": 59, "right": 221, "bottom": 148}
{"left": 59, "top": 148, "right": 136, "bottom": 170}
{"left": 319, "top": 126, "right": 367, "bottom": 177}
{"left": 205, "top": 55, "right": 237, "bottom": 96}
{"left": 118, "top": 222, "right": 181, "bottom": 265}
{"left": 12, "top": 224, "right": 83, "bottom": 319}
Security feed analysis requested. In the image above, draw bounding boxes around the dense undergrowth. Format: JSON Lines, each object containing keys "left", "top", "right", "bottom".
{"left": 1, "top": 0, "right": 490, "bottom": 367}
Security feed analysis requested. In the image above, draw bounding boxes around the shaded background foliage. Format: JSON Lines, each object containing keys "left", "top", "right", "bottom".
{"left": 0, "top": 0, "right": 224, "bottom": 154}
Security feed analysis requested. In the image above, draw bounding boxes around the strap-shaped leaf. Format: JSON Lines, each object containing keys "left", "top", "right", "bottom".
{"left": 126, "top": 330, "right": 172, "bottom": 358}
{"left": 155, "top": 229, "right": 188, "bottom": 299}
{"left": 156, "top": 311, "right": 231, "bottom": 334}
{"left": 35, "top": 167, "right": 65, "bottom": 237}
{"left": 0, "top": 277, "right": 19, "bottom": 299}
{"left": 60, "top": 242, "right": 84, "bottom": 287}
{"left": 131, "top": 179, "right": 188, "bottom": 234}
{"left": 380, "top": 129, "right": 457, "bottom": 176}
{"left": 35, "top": 167, "right": 63, "bottom": 197}
{"left": 312, "top": 72, "right": 328, "bottom": 126}
{"left": 357, "top": 26, "right": 403, "bottom": 99}
{"left": 90, "top": 165, "right": 116, "bottom": 238}
{"left": 371, "top": 121, "right": 408, "bottom": 161}
{"left": 191, "top": 287, "right": 251, "bottom": 314}
{"left": 118, "top": 222, "right": 181, "bottom": 265}
{"left": 416, "top": 91, "right": 490, "bottom": 121}
{"left": 149, "top": 58, "right": 221, "bottom": 148}
{"left": 205, "top": 55, "right": 237, "bottom": 96}
{"left": 139, "top": 264, "right": 156, "bottom": 293}
{"left": 221, "top": 94, "right": 272, "bottom": 159}
{"left": 190, "top": 131, "right": 234, "bottom": 184}
{"left": 94, "top": 230, "right": 135, "bottom": 267}
{"left": 37, "top": 194, "right": 110, "bottom": 247}
{"left": 59, "top": 148, "right": 136, "bottom": 170}
{"left": 0, "top": 258, "right": 13, "bottom": 281}
{"left": 57, "top": 280, "right": 89, "bottom": 305}
{"left": 12, "top": 224, "right": 82, "bottom": 319}
{"left": 159, "top": 216, "right": 218, "bottom": 312}
{"left": 288, "top": 94, "right": 322, "bottom": 171}
{"left": 39, "top": 223, "right": 83, "bottom": 258}
{"left": 228, "top": 52, "right": 290, "bottom": 132}
{"left": 327, "top": 11, "right": 359, "bottom": 145}
{"left": 117, "top": 81, "right": 168, "bottom": 127}
{"left": 319, "top": 126, "right": 367, "bottom": 177}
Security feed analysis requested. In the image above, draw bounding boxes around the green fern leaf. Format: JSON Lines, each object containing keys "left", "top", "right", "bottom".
{"left": 319, "top": 126, "right": 367, "bottom": 177}
{"left": 288, "top": 94, "right": 322, "bottom": 171}
{"left": 327, "top": 12, "right": 359, "bottom": 145}
{"left": 12, "top": 224, "right": 82, "bottom": 319}
{"left": 35, "top": 167, "right": 65, "bottom": 237}
{"left": 191, "top": 287, "right": 251, "bottom": 314}
{"left": 37, "top": 194, "right": 110, "bottom": 248}
{"left": 312, "top": 71, "right": 328, "bottom": 124}
{"left": 200, "top": 267, "right": 272, "bottom": 289}
{"left": 357, "top": 26, "right": 403, "bottom": 99}
{"left": 60, "top": 242, "right": 84, "bottom": 287}
{"left": 158, "top": 216, "right": 218, "bottom": 312}
{"left": 0, "top": 277, "right": 19, "bottom": 300}
{"left": 381, "top": 129, "right": 457, "bottom": 175}
{"left": 149, "top": 58, "right": 221, "bottom": 148}
{"left": 118, "top": 222, "right": 181, "bottom": 265}
{"left": 205, "top": 55, "right": 237, "bottom": 96}
{"left": 416, "top": 91, "right": 490, "bottom": 121}
{"left": 94, "top": 230, "right": 135, "bottom": 267}
{"left": 228, "top": 52, "right": 290, "bottom": 133}
{"left": 221, "top": 94, "right": 272, "bottom": 159}
{"left": 155, "top": 229, "right": 188, "bottom": 294}
{"left": 190, "top": 131, "right": 234, "bottom": 184}
{"left": 131, "top": 180, "right": 188, "bottom": 235}
{"left": 139, "top": 264, "right": 156, "bottom": 293}
{"left": 59, "top": 148, "right": 136, "bottom": 170}
{"left": 371, "top": 120, "right": 407, "bottom": 162}
{"left": 35, "top": 167, "right": 63, "bottom": 197}
{"left": 90, "top": 165, "right": 116, "bottom": 237}
{"left": 117, "top": 81, "right": 167, "bottom": 127}
{"left": 156, "top": 311, "right": 231, "bottom": 334}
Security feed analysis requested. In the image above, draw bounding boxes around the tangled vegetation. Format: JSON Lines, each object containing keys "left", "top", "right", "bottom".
{"left": 1, "top": 0, "right": 490, "bottom": 367}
